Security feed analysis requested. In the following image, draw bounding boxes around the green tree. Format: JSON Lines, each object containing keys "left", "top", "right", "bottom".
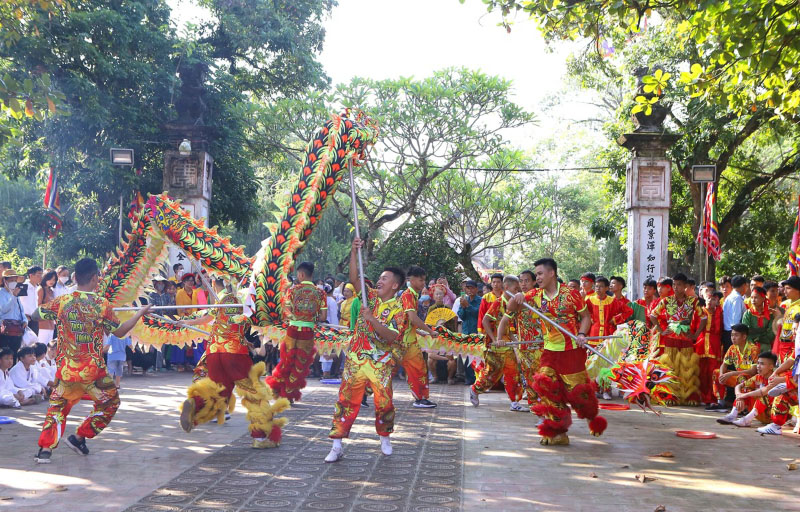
{"left": 479, "top": 0, "right": 800, "bottom": 115}
{"left": 0, "top": 0, "right": 334, "bottom": 264}
{"left": 367, "top": 219, "right": 463, "bottom": 286}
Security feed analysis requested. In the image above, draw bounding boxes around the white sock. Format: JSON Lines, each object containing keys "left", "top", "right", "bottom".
{"left": 332, "top": 438, "right": 342, "bottom": 451}
{"left": 728, "top": 406, "right": 738, "bottom": 416}
{"left": 744, "top": 408, "right": 757, "bottom": 420}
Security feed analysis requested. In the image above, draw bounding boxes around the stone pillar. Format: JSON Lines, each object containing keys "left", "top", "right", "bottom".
{"left": 618, "top": 131, "right": 678, "bottom": 300}
{"left": 162, "top": 125, "right": 214, "bottom": 278}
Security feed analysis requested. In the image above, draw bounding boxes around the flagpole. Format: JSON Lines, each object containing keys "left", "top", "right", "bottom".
{"left": 42, "top": 239, "right": 48, "bottom": 269}
{"left": 347, "top": 158, "right": 369, "bottom": 307}
{"left": 702, "top": 182, "right": 708, "bottom": 282}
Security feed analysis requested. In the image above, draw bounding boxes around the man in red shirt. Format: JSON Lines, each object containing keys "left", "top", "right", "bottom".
{"left": 695, "top": 291, "right": 723, "bottom": 406}
{"left": 266, "top": 262, "right": 327, "bottom": 402}
{"left": 477, "top": 274, "right": 503, "bottom": 333}
{"left": 507, "top": 258, "right": 606, "bottom": 446}
{"left": 398, "top": 265, "right": 437, "bottom": 408}
{"left": 32, "top": 258, "right": 151, "bottom": 464}
{"left": 180, "top": 278, "right": 289, "bottom": 449}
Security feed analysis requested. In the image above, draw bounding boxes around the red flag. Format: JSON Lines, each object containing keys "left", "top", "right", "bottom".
{"left": 696, "top": 184, "right": 721, "bottom": 261}
{"left": 43, "top": 167, "right": 62, "bottom": 239}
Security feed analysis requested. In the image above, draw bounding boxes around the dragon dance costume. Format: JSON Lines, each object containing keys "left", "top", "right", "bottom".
{"left": 651, "top": 295, "right": 705, "bottom": 405}
{"left": 510, "top": 284, "right": 606, "bottom": 445}
{"left": 473, "top": 297, "right": 522, "bottom": 404}
{"left": 181, "top": 291, "right": 289, "bottom": 448}
{"left": 330, "top": 287, "right": 405, "bottom": 439}
{"left": 266, "top": 281, "right": 327, "bottom": 402}
{"left": 694, "top": 306, "right": 722, "bottom": 405}
{"left": 37, "top": 292, "right": 122, "bottom": 451}
{"left": 397, "top": 286, "right": 430, "bottom": 401}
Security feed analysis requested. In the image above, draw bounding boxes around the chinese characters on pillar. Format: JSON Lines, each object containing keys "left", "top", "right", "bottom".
{"left": 639, "top": 215, "right": 662, "bottom": 281}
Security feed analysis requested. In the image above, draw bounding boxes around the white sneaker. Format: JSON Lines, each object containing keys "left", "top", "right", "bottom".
{"left": 602, "top": 391, "right": 612, "bottom": 400}
{"left": 756, "top": 423, "right": 782, "bottom": 435}
{"left": 732, "top": 416, "right": 752, "bottom": 427}
{"left": 380, "top": 436, "right": 392, "bottom": 456}
{"left": 324, "top": 446, "right": 343, "bottom": 463}
{"left": 535, "top": 416, "right": 544, "bottom": 427}
{"left": 717, "top": 410, "right": 738, "bottom": 425}
{"left": 509, "top": 401, "right": 525, "bottom": 412}
{"left": 469, "top": 387, "right": 479, "bottom": 407}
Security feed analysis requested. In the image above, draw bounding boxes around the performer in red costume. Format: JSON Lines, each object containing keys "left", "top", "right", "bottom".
{"left": 33, "top": 258, "right": 152, "bottom": 464}
{"left": 266, "top": 262, "right": 326, "bottom": 402}
{"left": 694, "top": 291, "right": 723, "bottom": 406}
{"left": 507, "top": 258, "right": 606, "bottom": 446}
{"left": 398, "top": 265, "right": 437, "bottom": 408}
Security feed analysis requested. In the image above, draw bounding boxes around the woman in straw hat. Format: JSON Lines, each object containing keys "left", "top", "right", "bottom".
{"left": 0, "top": 269, "right": 27, "bottom": 363}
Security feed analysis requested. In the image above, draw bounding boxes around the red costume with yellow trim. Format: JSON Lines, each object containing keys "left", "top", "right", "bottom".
{"left": 586, "top": 294, "right": 633, "bottom": 346}
{"left": 472, "top": 297, "right": 522, "bottom": 403}
{"left": 397, "top": 286, "right": 429, "bottom": 400}
{"left": 266, "top": 281, "right": 326, "bottom": 401}
{"left": 693, "top": 306, "right": 722, "bottom": 405}
{"left": 181, "top": 291, "right": 289, "bottom": 448}
{"left": 37, "top": 291, "right": 122, "bottom": 451}
{"left": 512, "top": 284, "right": 606, "bottom": 445}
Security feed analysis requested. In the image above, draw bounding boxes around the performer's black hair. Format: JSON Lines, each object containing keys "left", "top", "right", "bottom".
{"left": 672, "top": 273, "right": 689, "bottom": 284}
{"left": 407, "top": 266, "right": 427, "bottom": 278}
{"left": 595, "top": 276, "right": 610, "bottom": 286}
{"left": 296, "top": 261, "right": 315, "bottom": 277}
{"left": 758, "top": 351, "right": 778, "bottom": 365}
{"left": 610, "top": 275, "right": 626, "bottom": 288}
{"left": 520, "top": 270, "right": 535, "bottom": 281}
{"left": 643, "top": 279, "right": 657, "bottom": 289}
{"left": 533, "top": 258, "right": 557, "bottom": 273}
{"left": 731, "top": 323, "right": 749, "bottom": 335}
{"left": 383, "top": 267, "right": 406, "bottom": 286}
{"left": 490, "top": 273, "right": 504, "bottom": 282}
{"left": 731, "top": 275, "right": 748, "bottom": 288}
{"left": 74, "top": 257, "right": 99, "bottom": 285}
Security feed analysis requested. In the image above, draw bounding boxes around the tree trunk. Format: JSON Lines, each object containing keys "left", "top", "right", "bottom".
{"left": 458, "top": 245, "right": 482, "bottom": 282}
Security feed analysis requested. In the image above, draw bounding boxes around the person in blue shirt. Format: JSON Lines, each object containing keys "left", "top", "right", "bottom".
{"left": 457, "top": 280, "right": 482, "bottom": 334}
{"left": 103, "top": 334, "right": 132, "bottom": 389}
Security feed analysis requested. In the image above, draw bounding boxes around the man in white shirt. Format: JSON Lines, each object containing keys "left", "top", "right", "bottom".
{"left": 19, "top": 266, "right": 43, "bottom": 327}
{"left": 10, "top": 346, "right": 45, "bottom": 397}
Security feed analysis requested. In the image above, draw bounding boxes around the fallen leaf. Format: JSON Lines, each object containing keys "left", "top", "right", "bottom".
{"left": 589, "top": 472, "right": 598, "bottom": 478}
{"left": 0, "top": 496, "right": 13, "bottom": 501}
{"left": 53, "top": 486, "right": 67, "bottom": 492}
{"left": 649, "top": 451, "right": 674, "bottom": 458}
{"left": 654, "top": 506, "right": 666, "bottom": 512}
{"left": 788, "top": 463, "right": 798, "bottom": 471}
{"left": 635, "top": 474, "right": 657, "bottom": 483}
{"left": 620, "top": 464, "right": 630, "bottom": 468}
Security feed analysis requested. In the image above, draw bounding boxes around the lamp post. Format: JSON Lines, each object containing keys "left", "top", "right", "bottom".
{"left": 110, "top": 148, "right": 134, "bottom": 243}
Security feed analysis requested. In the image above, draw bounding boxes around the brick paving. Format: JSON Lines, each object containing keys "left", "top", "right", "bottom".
{"left": 124, "top": 380, "right": 464, "bottom": 512}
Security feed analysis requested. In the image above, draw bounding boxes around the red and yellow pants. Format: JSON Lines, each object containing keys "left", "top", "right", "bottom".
{"left": 531, "top": 349, "right": 606, "bottom": 439}
{"left": 698, "top": 357, "right": 719, "bottom": 405}
{"left": 396, "top": 341, "right": 429, "bottom": 400}
{"left": 472, "top": 347, "right": 523, "bottom": 402}
{"left": 330, "top": 352, "right": 394, "bottom": 438}
{"left": 266, "top": 327, "right": 316, "bottom": 401}
{"left": 38, "top": 373, "right": 120, "bottom": 450}
{"left": 186, "top": 355, "right": 289, "bottom": 443}
{"left": 516, "top": 346, "right": 542, "bottom": 411}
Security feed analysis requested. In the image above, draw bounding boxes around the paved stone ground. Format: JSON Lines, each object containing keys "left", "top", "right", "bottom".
{"left": 125, "top": 380, "right": 464, "bottom": 512}
{"left": 4, "top": 371, "right": 800, "bottom": 512}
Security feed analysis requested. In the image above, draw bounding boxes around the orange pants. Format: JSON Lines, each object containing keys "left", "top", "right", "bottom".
{"left": 472, "top": 348, "right": 522, "bottom": 402}
{"left": 38, "top": 373, "right": 120, "bottom": 450}
{"left": 516, "top": 347, "right": 542, "bottom": 410}
{"left": 330, "top": 352, "right": 394, "bottom": 438}
{"left": 397, "top": 342, "right": 429, "bottom": 400}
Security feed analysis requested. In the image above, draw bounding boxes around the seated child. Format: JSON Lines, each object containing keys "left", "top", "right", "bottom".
{"left": 32, "top": 342, "right": 55, "bottom": 395}
{"left": 713, "top": 323, "right": 759, "bottom": 409}
{"left": 0, "top": 347, "right": 36, "bottom": 407}
{"left": 10, "top": 346, "right": 46, "bottom": 400}
{"left": 717, "top": 351, "right": 776, "bottom": 426}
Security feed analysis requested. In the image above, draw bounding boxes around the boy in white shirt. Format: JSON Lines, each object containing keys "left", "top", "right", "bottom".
{"left": 10, "top": 346, "right": 45, "bottom": 399}
{"left": 0, "top": 347, "right": 35, "bottom": 407}
{"left": 32, "top": 343, "right": 55, "bottom": 394}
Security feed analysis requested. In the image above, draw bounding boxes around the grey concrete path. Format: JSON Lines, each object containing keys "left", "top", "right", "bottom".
{"left": 2, "top": 371, "right": 800, "bottom": 511}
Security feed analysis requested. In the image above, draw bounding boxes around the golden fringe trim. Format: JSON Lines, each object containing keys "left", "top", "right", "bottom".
{"left": 184, "top": 377, "right": 228, "bottom": 426}
{"left": 235, "top": 362, "right": 290, "bottom": 437}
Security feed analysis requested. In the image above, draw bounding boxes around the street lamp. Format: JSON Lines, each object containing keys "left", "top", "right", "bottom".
{"left": 110, "top": 148, "right": 134, "bottom": 166}
{"left": 110, "top": 148, "right": 135, "bottom": 243}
